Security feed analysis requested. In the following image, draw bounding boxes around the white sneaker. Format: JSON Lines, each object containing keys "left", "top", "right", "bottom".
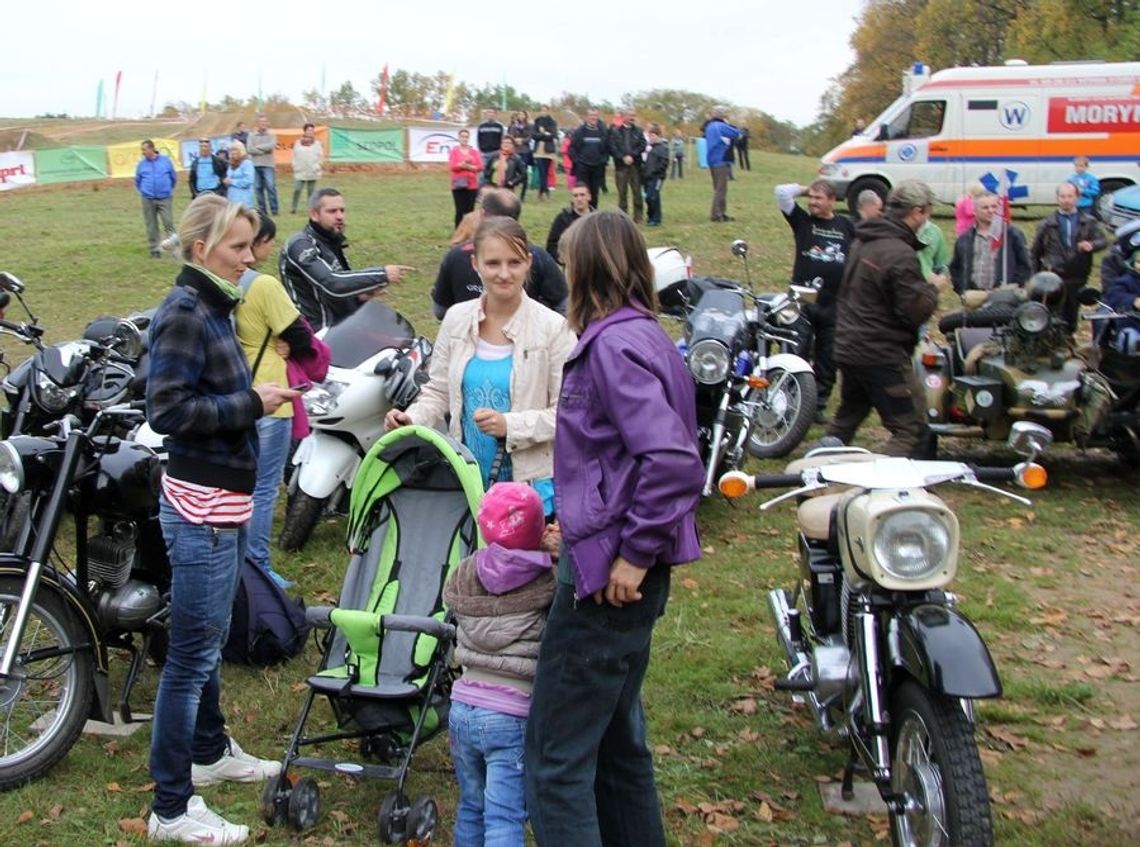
{"left": 148, "top": 795, "right": 249, "bottom": 844}
{"left": 159, "top": 233, "right": 181, "bottom": 253}
{"left": 191, "top": 737, "right": 282, "bottom": 787}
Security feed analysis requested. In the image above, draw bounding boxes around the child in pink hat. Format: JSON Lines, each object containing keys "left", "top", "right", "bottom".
{"left": 442, "top": 482, "right": 555, "bottom": 846}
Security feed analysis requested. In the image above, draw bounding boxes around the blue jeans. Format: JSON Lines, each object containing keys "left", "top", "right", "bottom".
{"left": 150, "top": 498, "right": 247, "bottom": 818}
{"left": 255, "top": 166, "right": 278, "bottom": 215}
{"left": 449, "top": 701, "right": 528, "bottom": 847}
{"left": 247, "top": 416, "right": 291, "bottom": 573}
{"left": 524, "top": 566, "right": 671, "bottom": 847}
{"left": 644, "top": 177, "right": 663, "bottom": 224}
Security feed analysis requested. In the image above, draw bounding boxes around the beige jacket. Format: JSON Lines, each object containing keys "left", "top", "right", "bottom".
{"left": 406, "top": 293, "right": 576, "bottom": 483}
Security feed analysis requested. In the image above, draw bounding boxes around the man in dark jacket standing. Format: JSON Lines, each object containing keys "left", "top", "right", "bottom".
{"left": 608, "top": 109, "right": 646, "bottom": 223}
{"left": 948, "top": 191, "right": 1031, "bottom": 294}
{"left": 826, "top": 180, "right": 945, "bottom": 457}
{"left": 188, "top": 138, "right": 227, "bottom": 198}
{"left": 569, "top": 109, "right": 608, "bottom": 209}
{"left": 1031, "top": 181, "right": 1108, "bottom": 331}
{"left": 476, "top": 108, "right": 506, "bottom": 178}
{"left": 641, "top": 123, "right": 669, "bottom": 226}
{"left": 546, "top": 184, "right": 593, "bottom": 265}
{"left": 279, "top": 188, "right": 411, "bottom": 330}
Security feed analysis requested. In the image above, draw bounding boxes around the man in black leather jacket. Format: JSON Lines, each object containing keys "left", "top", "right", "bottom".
{"left": 279, "top": 188, "right": 411, "bottom": 330}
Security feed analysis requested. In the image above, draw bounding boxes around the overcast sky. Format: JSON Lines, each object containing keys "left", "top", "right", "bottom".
{"left": 2, "top": 2, "right": 863, "bottom": 127}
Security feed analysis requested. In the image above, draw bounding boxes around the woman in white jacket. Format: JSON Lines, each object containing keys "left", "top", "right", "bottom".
{"left": 385, "top": 217, "right": 576, "bottom": 513}
{"left": 290, "top": 123, "right": 324, "bottom": 214}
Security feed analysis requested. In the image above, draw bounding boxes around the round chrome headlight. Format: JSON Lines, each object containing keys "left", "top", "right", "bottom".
{"left": 1014, "top": 302, "right": 1050, "bottom": 335}
{"left": 687, "top": 339, "right": 731, "bottom": 385}
{"left": 0, "top": 441, "right": 23, "bottom": 494}
{"left": 774, "top": 301, "right": 801, "bottom": 326}
{"left": 872, "top": 510, "right": 951, "bottom": 581}
{"left": 112, "top": 319, "right": 144, "bottom": 361}
{"left": 34, "top": 371, "right": 73, "bottom": 412}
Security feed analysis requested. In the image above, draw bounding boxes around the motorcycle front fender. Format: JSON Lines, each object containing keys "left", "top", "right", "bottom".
{"left": 0, "top": 560, "right": 113, "bottom": 722}
{"left": 890, "top": 604, "right": 1002, "bottom": 699}
{"left": 293, "top": 433, "right": 361, "bottom": 500}
{"left": 761, "top": 353, "right": 814, "bottom": 376}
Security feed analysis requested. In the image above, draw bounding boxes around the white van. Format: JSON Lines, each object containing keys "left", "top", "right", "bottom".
{"left": 818, "top": 60, "right": 1140, "bottom": 214}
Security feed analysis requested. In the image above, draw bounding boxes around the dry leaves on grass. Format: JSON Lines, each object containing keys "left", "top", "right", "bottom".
{"left": 118, "top": 817, "right": 148, "bottom": 835}
{"left": 986, "top": 727, "right": 1031, "bottom": 751}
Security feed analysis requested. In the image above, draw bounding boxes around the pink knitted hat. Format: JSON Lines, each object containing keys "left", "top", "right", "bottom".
{"left": 478, "top": 482, "right": 545, "bottom": 550}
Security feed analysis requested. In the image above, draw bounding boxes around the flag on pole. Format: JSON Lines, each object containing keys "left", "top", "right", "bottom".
{"left": 320, "top": 64, "right": 326, "bottom": 97}
{"left": 149, "top": 70, "right": 159, "bottom": 119}
{"left": 111, "top": 70, "right": 122, "bottom": 120}
{"left": 200, "top": 72, "right": 207, "bottom": 114}
{"left": 443, "top": 72, "right": 456, "bottom": 117}
{"left": 95, "top": 79, "right": 105, "bottom": 119}
{"left": 377, "top": 64, "right": 390, "bottom": 115}
{"left": 500, "top": 75, "right": 507, "bottom": 111}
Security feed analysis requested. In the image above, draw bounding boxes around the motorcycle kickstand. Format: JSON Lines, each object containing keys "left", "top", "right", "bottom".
{"left": 841, "top": 748, "right": 858, "bottom": 801}
{"left": 117, "top": 638, "right": 146, "bottom": 724}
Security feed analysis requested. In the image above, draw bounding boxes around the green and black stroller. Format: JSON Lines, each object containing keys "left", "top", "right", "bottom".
{"left": 262, "top": 425, "right": 484, "bottom": 843}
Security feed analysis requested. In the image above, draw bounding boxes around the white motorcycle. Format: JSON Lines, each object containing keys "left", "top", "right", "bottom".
{"left": 279, "top": 300, "right": 432, "bottom": 552}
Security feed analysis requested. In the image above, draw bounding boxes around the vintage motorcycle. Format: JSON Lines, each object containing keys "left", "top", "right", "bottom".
{"left": 718, "top": 420, "right": 1052, "bottom": 847}
{"left": 279, "top": 300, "right": 432, "bottom": 551}
{"left": 656, "top": 241, "right": 818, "bottom": 495}
{"left": 913, "top": 273, "right": 1140, "bottom": 463}
{"left": 0, "top": 403, "right": 170, "bottom": 790}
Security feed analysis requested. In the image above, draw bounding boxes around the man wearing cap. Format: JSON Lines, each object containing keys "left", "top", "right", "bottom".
{"left": 827, "top": 179, "right": 946, "bottom": 457}
{"left": 188, "top": 138, "right": 227, "bottom": 198}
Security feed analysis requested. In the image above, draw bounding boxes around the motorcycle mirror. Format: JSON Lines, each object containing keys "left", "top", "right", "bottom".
{"left": 1077, "top": 287, "right": 1102, "bottom": 306}
{"left": 1007, "top": 421, "right": 1052, "bottom": 459}
{"left": 0, "top": 272, "right": 26, "bottom": 294}
{"left": 0, "top": 291, "right": 9, "bottom": 311}
{"left": 730, "top": 240, "right": 748, "bottom": 258}
{"left": 374, "top": 359, "right": 395, "bottom": 377}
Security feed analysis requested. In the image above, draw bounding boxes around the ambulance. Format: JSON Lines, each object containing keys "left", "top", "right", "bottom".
{"left": 818, "top": 60, "right": 1140, "bottom": 215}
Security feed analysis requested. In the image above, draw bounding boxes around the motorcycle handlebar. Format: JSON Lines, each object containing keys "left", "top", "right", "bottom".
{"left": 0, "top": 318, "right": 25, "bottom": 334}
{"left": 750, "top": 473, "right": 807, "bottom": 489}
{"left": 969, "top": 467, "right": 1016, "bottom": 483}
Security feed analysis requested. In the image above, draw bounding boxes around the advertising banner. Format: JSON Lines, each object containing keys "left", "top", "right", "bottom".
{"left": 329, "top": 127, "right": 404, "bottom": 163}
{"left": 0, "top": 151, "right": 36, "bottom": 191}
{"left": 1047, "top": 96, "right": 1140, "bottom": 133}
{"left": 407, "top": 127, "right": 474, "bottom": 163}
{"left": 106, "top": 138, "right": 183, "bottom": 179}
{"left": 34, "top": 146, "right": 109, "bottom": 184}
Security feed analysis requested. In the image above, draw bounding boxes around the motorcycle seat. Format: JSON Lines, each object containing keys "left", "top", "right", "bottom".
{"left": 797, "top": 493, "right": 844, "bottom": 541}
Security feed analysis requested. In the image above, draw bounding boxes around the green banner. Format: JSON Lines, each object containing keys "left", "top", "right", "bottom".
{"left": 34, "top": 146, "right": 109, "bottom": 184}
{"left": 329, "top": 127, "right": 404, "bottom": 163}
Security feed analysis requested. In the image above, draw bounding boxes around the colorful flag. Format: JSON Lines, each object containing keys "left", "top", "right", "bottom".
{"left": 443, "top": 72, "right": 456, "bottom": 117}
{"left": 112, "top": 70, "right": 122, "bottom": 120}
{"left": 95, "top": 79, "right": 104, "bottom": 119}
{"left": 377, "top": 64, "right": 389, "bottom": 115}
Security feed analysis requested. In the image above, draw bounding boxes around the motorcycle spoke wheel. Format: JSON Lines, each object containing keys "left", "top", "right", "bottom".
{"left": 889, "top": 681, "right": 993, "bottom": 847}
{"left": 745, "top": 368, "right": 817, "bottom": 459}
{"left": 0, "top": 577, "right": 94, "bottom": 791}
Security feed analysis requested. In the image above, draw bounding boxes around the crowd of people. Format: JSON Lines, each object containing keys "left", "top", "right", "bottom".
{"left": 129, "top": 107, "right": 1136, "bottom": 844}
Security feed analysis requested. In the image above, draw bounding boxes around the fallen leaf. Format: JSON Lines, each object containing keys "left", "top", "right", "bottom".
{"left": 16, "top": 810, "right": 33, "bottom": 824}
{"left": 329, "top": 809, "right": 350, "bottom": 824}
{"left": 690, "top": 726, "right": 706, "bottom": 739}
{"left": 756, "top": 801, "right": 774, "bottom": 822}
{"left": 681, "top": 577, "right": 700, "bottom": 591}
{"left": 118, "top": 818, "right": 148, "bottom": 836}
{"left": 654, "top": 744, "right": 675, "bottom": 756}
{"left": 103, "top": 740, "right": 119, "bottom": 756}
{"left": 106, "top": 782, "right": 123, "bottom": 793}
{"left": 705, "top": 811, "right": 739, "bottom": 833}
{"left": 1109, "top": 715, "right": 1137, "bottom": 731}
{"left": 986, "top": 727, "right": 1030, "bottom": 751}
{"left": 730, "top": 698, "right": 758, "bottom": 716}
{"left": 49, "top": 804, "right": 63, "bottom": 819}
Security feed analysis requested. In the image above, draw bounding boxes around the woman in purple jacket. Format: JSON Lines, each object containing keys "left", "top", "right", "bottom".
{"left": 523, "top": 210, "right": 704, "bottom": 847}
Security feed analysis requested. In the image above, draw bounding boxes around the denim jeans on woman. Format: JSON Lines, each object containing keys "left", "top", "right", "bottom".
{"left": 449, "top": 701, "right": 528, "bottom": 847}
{"left": 246, "top": 416, "right": 291, "bottom": 574}
{"left": 524, "top": 565, "right": 671, "bottom": 847}
{"left": 150, "top": 498, "right": 247, "bottom": 818}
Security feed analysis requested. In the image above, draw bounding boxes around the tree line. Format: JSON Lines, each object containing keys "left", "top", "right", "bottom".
{"left": 804, "top": 0, "right": 1140, "bottom": 155}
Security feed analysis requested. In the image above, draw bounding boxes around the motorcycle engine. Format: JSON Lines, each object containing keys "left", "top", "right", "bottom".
{"left": 88, "top": 525, "right": 137, "bottom": 589}
{"left": 97, "top": 579, "right": 163, "bottom": 631}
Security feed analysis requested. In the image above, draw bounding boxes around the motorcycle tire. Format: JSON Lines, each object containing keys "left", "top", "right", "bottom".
{"left": 0, "top": 575, "right": 95, "bottom": 792}
{"left": 937, "top": 303, "right": 1018, "bottom": 334}
{"left": 277, "top": 490, "right": 328, "bottom": 553}
{"left": 889, "top": 680, "right": 994, "bottom": 847}
{"left": 745, "top": 368, "right": 818, "bottom": 459}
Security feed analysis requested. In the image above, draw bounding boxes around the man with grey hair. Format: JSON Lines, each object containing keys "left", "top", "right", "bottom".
{"left": 948, "top": 190, "right": 1031, "bottom": 295}
{"left": 856, "top": 189, "right": 883, "bottom": 220}
{"left": 827, "top": 179, "right": 946, "bottom": 457}
{"left": 247, "top": 114, "right": 279, "bottom": 216}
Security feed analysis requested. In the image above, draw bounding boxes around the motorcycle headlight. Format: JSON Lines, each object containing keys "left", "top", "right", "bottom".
{"left": 302, "top": 380, "right": 347, "bottom": 417}
{"left": 1014, "top": 302, "right": 1050, "bottom": 335}
{"left": 34, "top": 371, "right": 74, "bottom": 412}
{"left": 872, "top": 509, "right": 952, "bottom": 582}
{"left": 687, "top": 339, "right": 731, "bottom": 385}
{"left": 774, "top": 301, "right": 801, "bottom": 326}
{"left": 0, "top": 441, "right": 23, "bottom": 494}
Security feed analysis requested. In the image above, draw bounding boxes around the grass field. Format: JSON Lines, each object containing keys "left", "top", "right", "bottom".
{"left": 0, "top": 156, "right": 1137, "bottom": 846}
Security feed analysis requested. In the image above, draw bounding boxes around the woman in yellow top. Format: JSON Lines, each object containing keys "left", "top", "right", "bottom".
{"left": 234, "top": 215, "right": 317, "bottom": 588}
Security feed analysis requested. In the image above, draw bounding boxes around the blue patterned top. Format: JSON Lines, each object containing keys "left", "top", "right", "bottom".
{"left": 462, "top": 354, "right": 513, "bottom": 489}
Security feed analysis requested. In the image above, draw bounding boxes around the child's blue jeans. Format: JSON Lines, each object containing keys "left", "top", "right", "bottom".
{"left": 448, "top": 700, "right": 528, "bottom": 847}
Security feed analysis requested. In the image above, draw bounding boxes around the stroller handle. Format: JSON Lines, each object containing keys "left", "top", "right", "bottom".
{"left": 383, "top": 614, "right": 456, "bottom": 642}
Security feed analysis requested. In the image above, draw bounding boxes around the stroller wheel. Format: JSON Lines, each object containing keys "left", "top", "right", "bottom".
{"left": 407, "top": 795, "right": 438, "bottom": 843}
{"left": 261, "top": 774, "right": 290, "bottom": 827}
{"left": 377, "top": 789, "right": 409, "bottom": 844}
{"left": 287, "top": 776, "right": 320, "bottom": 831}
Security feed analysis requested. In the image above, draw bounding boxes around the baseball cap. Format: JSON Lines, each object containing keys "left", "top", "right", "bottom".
{"left": 478, "top": 482, "right": 545, "bottom": 550}
{"left": 887, "top": 179, "right": 936, "bottom": 210}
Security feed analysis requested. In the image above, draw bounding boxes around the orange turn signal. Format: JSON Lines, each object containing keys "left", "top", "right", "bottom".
{"left": 747, "top": 375, "right": 769, "bottom": 390}
{"left": 1017, "top": 463, "right": 1048, "bottom": 490}
{"left": 718, "top": 472, "right": 751, "bottom": 499}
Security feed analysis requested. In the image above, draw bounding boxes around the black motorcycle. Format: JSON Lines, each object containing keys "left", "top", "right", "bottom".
{"left": 661, "top": 243, "right": 817, "bottom": 495}
{"left": 0, "top": 403, "right": 169, "bottom": 790}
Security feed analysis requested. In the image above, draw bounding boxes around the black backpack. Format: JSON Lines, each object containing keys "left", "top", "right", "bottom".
{"left": 224, "top": 558, "right": 310, "bottom": 665}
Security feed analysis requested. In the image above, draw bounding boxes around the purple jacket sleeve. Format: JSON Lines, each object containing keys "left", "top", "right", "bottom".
{"left": 588, "top": 335, "right": 703, "bottom": 568}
